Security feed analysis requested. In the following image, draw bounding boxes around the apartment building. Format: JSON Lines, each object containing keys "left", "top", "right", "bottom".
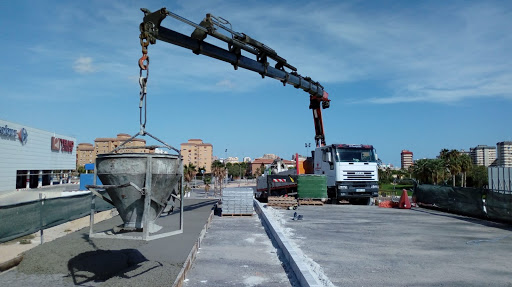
{"left": 76, "top": 143, "right": 95, "bottom": 167}
{"left": 225, "top": 157, "right": 239, "bottom": 164}
{"left": 401, "top": 150, "right": 413, "bottom": 169}
{"left": 470, "top": 145, "right": 496, "bottom": 167}
{"left": 94, "top": 133, "right": 147, "bottom": 155}
{"left": 497, "top": 141, "right": 512, "bottom": 167}
{"left": 180, "top": 139, "right": 213, "bottom": 173}
{"left": 76, "top": 133, "right": 148, "bottom": 169}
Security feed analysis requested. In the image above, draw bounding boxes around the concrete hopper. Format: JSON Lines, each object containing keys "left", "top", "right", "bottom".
{"left": 87, "top": 153, "right": 184, "bottom": 240}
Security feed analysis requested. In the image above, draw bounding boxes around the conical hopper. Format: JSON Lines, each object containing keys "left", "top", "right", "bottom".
{"left": 96, "top": 153, "right": 182, "bottom": 229}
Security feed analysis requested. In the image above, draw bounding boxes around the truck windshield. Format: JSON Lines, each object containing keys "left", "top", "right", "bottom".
{"left": 335, "top": 148, "right": 376, "bottom": 162}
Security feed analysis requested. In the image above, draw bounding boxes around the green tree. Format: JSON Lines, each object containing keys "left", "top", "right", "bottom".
{"left": 203, "top": 175, "right": 212, "bottom": 196}
{"left": 459, "top": 154, "right": 473, "bottom": 187}
{"left": 183, "top": 163, "right": 197, "bottom": 192}
{"left": 211, "top": 160, "right": 226, "bottom": 196}
{"left": 412, "top": 159, "right": 430, "bottom": 184}
{"left": 440, "top": 149, "right": 461, "bottom": 187}
{"left": 412, "top": 158, "right": 445, "bottom": 184}
{"left": 77, "top": 165, "right": 86, "bottom": 174}
{"left": 467, "top": 165, "right": 488, "bottom": 188}
{"left": 430, "top": 158, "right": 446, "bottom": 184}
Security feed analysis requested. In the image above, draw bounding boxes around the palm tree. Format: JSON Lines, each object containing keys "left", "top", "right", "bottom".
{"left": 211, "top": 160, "right": 226, "bottom": 196}
{"left": 412, "top": 159, "right": 430, "bottom": 184}
{"left": 459, "top": 154, "right": 473, "bottom": 187}
{"left": 203, "top": 176, "right": 211, "bottom": 197}
{"left": 430, "top": 159, "right": 445, "bottom": 184}
{"left": 407, "top": 165, "right": 414, "bottom": 179}
{"left": 440, "top": 149, "right": 461, "bottom": 187}
{"left": 183, "top": 163, "right": 197, "bottom": 192}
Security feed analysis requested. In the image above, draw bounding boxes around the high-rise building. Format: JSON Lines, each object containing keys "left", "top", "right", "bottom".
{"left": 180, "top": 139, "right": 213, "bottom": 173}
{"left": 401, "top": 150, "right": 413, "bottom": 169}
{"left": 470, "top": 145, "right": 496, "bottom": 167}
{"left": 496, "top": 141, "right": 512, "bottom": 167}
{"left": 76, "top": 143, "right": 95, "bottom": 168}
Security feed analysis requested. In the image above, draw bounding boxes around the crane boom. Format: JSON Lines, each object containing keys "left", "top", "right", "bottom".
{"left": 139, "top": 8, "right": 330, "bottom": 147}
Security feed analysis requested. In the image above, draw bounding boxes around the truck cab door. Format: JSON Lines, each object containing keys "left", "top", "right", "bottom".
{"left": 325, "top": 147, "right": 335, "bottom": 186}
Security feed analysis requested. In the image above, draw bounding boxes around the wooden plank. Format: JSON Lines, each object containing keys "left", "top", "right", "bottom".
{"left": 298, "top": 199, "right": 324, "bottom": 206}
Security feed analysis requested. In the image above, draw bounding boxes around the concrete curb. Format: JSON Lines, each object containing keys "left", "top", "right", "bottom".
{"left": 172, "top": 209, "right": 214, "bottom": 287}
{"left": 254, "top": 200, "right": 322, "bottom": 287}
{"left": 0, "top": 255, "right": 23, "bottom": 272}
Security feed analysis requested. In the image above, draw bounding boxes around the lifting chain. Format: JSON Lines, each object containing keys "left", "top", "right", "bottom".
{"left": 138, "top": 33, "right": 150, "bottom": 132}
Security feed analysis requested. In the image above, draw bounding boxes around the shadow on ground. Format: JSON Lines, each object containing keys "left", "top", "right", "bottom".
{"left": 67, "top": 248, "right": 162, "bottom": 285}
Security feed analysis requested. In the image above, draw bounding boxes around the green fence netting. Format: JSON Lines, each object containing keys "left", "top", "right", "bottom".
{"left": 0, "top": 191, "right": 113, "bottom": 243}
{"left": 414, "top": 184, "right": 512, "bottom": 223}
{"left": 486, "top": 191, "right": 512, "bottom": 223}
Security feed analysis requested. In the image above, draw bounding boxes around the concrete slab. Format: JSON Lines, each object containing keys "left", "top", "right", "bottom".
{"left": 0, "top": 198, "right": 216, "bottom": 287}
{"left": 183, "top": 214, "right": 298, "bottom": 287}
{"left": 275, "top": 205, "right": 512, "bottom": 287}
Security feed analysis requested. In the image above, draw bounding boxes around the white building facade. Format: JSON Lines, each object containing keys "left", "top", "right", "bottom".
{"left": 497, "top": 141, "right": 512, "bottom": 167}
{"left": 470, "top": 145, "right": 496, "bottom": 167}
{"left": 0, "top": 119, "right": 76, "bottom": 194}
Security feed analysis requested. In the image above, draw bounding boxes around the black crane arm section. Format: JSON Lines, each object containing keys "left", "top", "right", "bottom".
{"left": 139, "top": 8, "right": 330, "bottom": 147}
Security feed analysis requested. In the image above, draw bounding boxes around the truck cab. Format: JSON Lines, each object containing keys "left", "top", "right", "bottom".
{"left": 313, "top": 144, "right": 379, "bottom": 202}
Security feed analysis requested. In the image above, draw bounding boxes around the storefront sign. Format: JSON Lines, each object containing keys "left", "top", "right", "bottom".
{"left": 0, "top": 125, "right": 17, "bottom": 138}
{"left": 1, "top": 125, "right": 28, "bottom": 145}
{"left": 51, "top": 137, "right": 74, "bottom": 153}
{"left": 18, "top": 128, "right": 28, "bottom": 145}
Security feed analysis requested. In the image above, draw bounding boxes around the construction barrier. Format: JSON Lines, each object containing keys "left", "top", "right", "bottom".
{"left": 413, "top": 184, "right": 512, "bottom": 223}
{"left": 0, "top": 191, "right": 113, "bottom": 243}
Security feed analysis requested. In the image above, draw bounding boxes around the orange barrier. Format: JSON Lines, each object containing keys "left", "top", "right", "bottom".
{"left": 399, "top": 189, "right": 412, "bottom": 209}
{"left": 378, "top": 200, "right": 398, "bottom": 208}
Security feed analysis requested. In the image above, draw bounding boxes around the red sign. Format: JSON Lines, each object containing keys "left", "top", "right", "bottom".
{"left": 51, "top": 137, "right": 74, "bottom": 153}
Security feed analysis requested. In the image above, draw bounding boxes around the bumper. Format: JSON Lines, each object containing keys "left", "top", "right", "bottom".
{"left": 335, "top": 182, "right": 379, "bottom": 198}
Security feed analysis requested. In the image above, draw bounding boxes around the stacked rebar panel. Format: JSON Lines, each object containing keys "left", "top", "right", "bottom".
{"left": 222, "top": 187, "right": 254, "bottom": 216}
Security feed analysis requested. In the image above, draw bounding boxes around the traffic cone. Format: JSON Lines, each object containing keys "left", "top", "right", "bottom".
{"left": 398, "top": 189, "right": 411, "bottom": 209}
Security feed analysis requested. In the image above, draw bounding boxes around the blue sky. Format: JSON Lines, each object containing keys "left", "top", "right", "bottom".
{"left": 1, "top": 0, "right": 511, "bottom": 167}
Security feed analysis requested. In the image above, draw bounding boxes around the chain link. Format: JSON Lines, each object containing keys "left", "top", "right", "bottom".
{"left": 139, "top": 33, "right": 150, "bottom": 132}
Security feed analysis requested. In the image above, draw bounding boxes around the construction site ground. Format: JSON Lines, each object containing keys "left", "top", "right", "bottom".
{"left": 2, "top": 183, "right": 512, "bottom": 286}
{"left": 270, "top": 204, "right": 512, "bottom": 287}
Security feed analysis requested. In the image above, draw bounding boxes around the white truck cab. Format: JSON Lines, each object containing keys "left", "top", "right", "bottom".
{"left": 313, "top": 144, "right": 379, "bottom": 201}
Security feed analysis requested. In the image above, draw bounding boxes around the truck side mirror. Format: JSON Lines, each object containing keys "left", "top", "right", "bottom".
{"left": 327, "top": 152, "right": 332, "bottom": 162}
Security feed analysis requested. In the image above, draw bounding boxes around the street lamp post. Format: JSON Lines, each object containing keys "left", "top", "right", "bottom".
{"left": 225, "top": 149, "right": 228, "bottom": 186}
{"left": 238, "top": 160, "right": 242, "bottom": 187}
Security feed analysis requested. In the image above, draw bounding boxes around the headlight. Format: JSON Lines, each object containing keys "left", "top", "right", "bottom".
{"left": 339, "top": 185, "right": 348, "bottom": 189}
{"left": 371, "top": 185, "right": 379, "bottom": 189}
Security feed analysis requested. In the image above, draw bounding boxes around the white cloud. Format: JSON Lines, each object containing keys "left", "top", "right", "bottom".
{"left": 18, "top": 1, "right": 512, "bottom": 104}
{"left": 169, "top": 1, "right": 512, "bottom": 104}
{"left": 73, "top": 56, "right": 95, "bottom": 74}
{"left": 215, "top": 79, "right": 235, "bottom": 89}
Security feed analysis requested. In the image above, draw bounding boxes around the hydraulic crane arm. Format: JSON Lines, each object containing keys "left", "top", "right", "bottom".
{"left": 139, "top": 8, "right": 330, "bottom": 147}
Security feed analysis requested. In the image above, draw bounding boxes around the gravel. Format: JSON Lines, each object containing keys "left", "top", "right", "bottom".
{"left": 0, "top": 199, "right": 216, "bottom": 287}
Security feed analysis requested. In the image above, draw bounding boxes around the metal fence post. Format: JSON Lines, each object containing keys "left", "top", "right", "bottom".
{"left": 39, "top": 193, "right": 44, "bottom": 245}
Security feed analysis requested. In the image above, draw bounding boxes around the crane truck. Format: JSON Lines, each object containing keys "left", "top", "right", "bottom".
{"left": 136, "top": 8, "right": 379, "bottom": 204}
{"left": 256, "top": 144, "right": 380, "bottom": 204}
